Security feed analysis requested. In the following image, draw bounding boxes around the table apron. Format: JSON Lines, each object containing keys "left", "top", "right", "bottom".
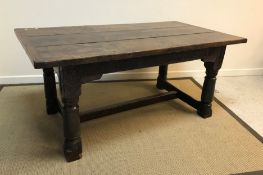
{"left": 57, "top": 46, "right": 224, "bottom": 83}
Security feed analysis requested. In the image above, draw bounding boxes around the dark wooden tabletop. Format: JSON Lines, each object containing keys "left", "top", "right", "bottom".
{"left": 15, "top": 21, "right": 247, "bottom": 68}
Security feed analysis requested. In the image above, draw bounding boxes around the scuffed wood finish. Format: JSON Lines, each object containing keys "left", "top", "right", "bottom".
{"left": 15, "top": 21, "right": 247, "bottom": 68}
{"left": 15, "top": 21, "right": 247, "bottom": 162}
{"left": 15, "top": 21, "right": 187, "bottom": 36}
{"left": 22, "top": 26, "right": 213, "bottom": 47}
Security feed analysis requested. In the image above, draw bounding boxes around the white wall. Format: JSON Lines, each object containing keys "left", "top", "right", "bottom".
{"left": 1, "top": 0, "right": 263, "bottom": 84}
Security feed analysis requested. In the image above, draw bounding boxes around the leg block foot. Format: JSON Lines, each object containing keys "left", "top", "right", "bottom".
{"left": 46, "top": 104, "right": 58, "bottom": 115}
{"left": 47, "top": 107, "right": 58, "bottom": 115}
{"left": 197, "top": 104, "right": 212, "bottom": 118}
{"left": 156, "top": 81, "right": 165, "bottom": 90}
{"left": 64, "top": 138, "right": 82, "bottom": 162}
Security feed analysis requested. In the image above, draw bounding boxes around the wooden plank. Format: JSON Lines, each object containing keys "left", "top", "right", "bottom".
{"left": 25, "top": 25, "right": 213, "bottom": 47}
{"left": 15, "top": 21, "right": 247, "bottom": 68}
{"left": 79, "top": 91, "right": 178, "bottom": 122}
{"left": 31, "top": 32, "right": 246, "bottom": 68}
{"left": 15, "top": 21, "right": 187, "bottom": 36}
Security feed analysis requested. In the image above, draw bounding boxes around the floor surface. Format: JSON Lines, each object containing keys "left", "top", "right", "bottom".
{"left": 0, "top": 76, "right": 262, "bottom": 137}
{"left": 1, "top": 79, "right": 262, "bottom": 175}
{"left": 194, "top": 76, "right": 263, "bottom": 137}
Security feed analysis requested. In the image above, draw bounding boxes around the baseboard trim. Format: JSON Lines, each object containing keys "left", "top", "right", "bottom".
{"left": 0, "top": 68, "right": 263, "bottom": 84}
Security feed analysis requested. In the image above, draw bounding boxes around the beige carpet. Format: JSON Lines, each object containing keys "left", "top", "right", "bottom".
{"left": 0, "top": 79, "right": 262, "bottom": 175}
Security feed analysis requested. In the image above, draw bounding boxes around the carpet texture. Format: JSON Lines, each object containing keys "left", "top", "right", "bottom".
{"left": 0, "top": 79, "right": 262, "bottom": 175}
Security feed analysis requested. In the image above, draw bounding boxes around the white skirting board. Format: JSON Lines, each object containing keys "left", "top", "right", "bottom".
{"left": 0, "top": 68, "right": 263, "bottom": 85}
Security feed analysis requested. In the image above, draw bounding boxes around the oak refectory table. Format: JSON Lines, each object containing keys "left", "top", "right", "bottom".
{"left": 15, "top": 21, "right": 247, "bottom": 162}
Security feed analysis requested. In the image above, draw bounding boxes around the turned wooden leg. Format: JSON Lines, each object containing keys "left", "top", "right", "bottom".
{"left": 197, "top": 47, "right": 226, "bottom": 118}
{"left": 43, "top": 68, "right": 58, "bottom": 114}
{"left": 59, "top": 66, "right": 82, "bottom": 162}
{"left": 156, "top": 65, "right": 168, "bottom": 90}
{"left": 62, "top": 96, "right": 82, "bottom": 162}
{"left": 197, "top": 62, "right": 218, "bottom": 118}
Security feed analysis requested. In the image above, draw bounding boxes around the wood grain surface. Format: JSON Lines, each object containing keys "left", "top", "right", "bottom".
{"left": 15, "top": 21, "right": 247, "bottom": 68}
